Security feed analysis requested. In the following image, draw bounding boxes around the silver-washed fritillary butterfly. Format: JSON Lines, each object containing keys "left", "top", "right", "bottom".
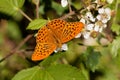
{"left": 32, "top": 19, "right": 84, "bottom": 61}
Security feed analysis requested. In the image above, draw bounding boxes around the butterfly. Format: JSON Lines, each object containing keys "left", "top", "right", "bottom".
{"left": 32, "top": 19, "right": 84, "bottom": 61}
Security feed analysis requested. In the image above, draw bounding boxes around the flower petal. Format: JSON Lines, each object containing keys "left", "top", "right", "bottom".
{"left": 105, "top": 8, "right": 111, "bottom": 15}
{"left": 86, "top": 24, "right": 94, "bottom": 30}
{"left": 107, "top": 15, "right": 111, "bottom": 20}
{"left": 99, "top": 27, "right": 103, "bottom": 32}
{"left": 96, "top": 15, "right": 102, "bottom": 20}
{"left": 80, "top": 18, "right": 86, "bottom": 24}
{"left": 86, "top": 12, "right": 93, "bottom": 18}
{"left": 83, "top": 31, "right": 90, "bottom": 39}
{"left": 90, "top": 17, "right": 96, "bottom": 22}
{"left": 98, "top": 8, "right": 104, "bottom": 14}
{"left": 103, "top": 24, "right": 107, "bottom": 28}
{"left": 94, "top": 25, "right": 99, "bottom": 31}
{"left": 102, "top": 19, "right": 108, "bottom": 23}
{"left": 61, "top": 0, "right": 68, "bottom": 7}
{"left": 61, "top": 44, "right": 68, "bottom": 51}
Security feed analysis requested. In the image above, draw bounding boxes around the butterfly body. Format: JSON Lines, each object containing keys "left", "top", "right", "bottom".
{"left": 32, "top": 19, "right": 84, "bottom": 61}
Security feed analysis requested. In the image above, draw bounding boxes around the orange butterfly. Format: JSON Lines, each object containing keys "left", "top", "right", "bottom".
{"left": 32, "top": 19, "right": 84, "bottom": 61}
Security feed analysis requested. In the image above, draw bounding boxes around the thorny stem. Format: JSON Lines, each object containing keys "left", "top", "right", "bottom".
{"left": 59, "top": 11, "right": 75, "bottom": 19}
{"left": 18, "top": 9, "right": 32, "bottom": 22}
{"left": 59, "top": 7, "right": 84, "bottom": 20}
{"left": 0, "top": 34, "right": 33, "bottom": 63}
{"left": 36, "top": 0, "right": 40, "bottom": 18}
{"left": 68, "top": 0, "right": 72, "bottom": 13}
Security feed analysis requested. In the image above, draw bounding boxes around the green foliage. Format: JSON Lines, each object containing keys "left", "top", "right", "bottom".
{"left": 40, "top": 52, "right": 65, "bottom": 68}
{"left": 111, "top": 36, "right": 120, "bottom": 57}
{"left": 12, "top": 64, "right": 86, "bottom": 80}
{"left": 0, "top": 0, "right": 25, "bottom": 16}
{"left": 82, "top": 47, "right": 101, "bottom": 71}
{"left": 39, "top": 4, "right": 45, "bottom": 14}
{"left": 111, "top": 23, "right": 120, "bottom": 35}
{"left": 111, "top": 0, "right": 120, "bottom": 35}
{"left": 27, "top": 19, "right": 48, "bottom": 30}
{"left": 52, "top": 1, "right": 66, "bottom": 15}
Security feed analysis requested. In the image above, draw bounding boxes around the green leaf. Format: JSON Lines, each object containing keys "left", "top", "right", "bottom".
{"left": 46, "top": 64, "right": 86, "bottom": 80}
{"left": 82, "top": 47, "right": 101, "bottom": 72}
{"left": 0, "top": 0, "right": 25, "bottom": 16}
{"left": 39, "top": 4, "right": 45, "bottom": 14}
{"left": 111, "top": 23, "right": 120, "bottom": 35}
{"left": 27, "top": 19, "right": 48, "bottom": 30}
{"left": 12, "top": 64, "right": 86, "bottom": 80}
{"left": 111, "top": 37, "right": 120, "bottom": 57}
{"left": 12, "top": 66, "right": 54, "bottom": 80}
{"left": 40, "top": 52, "right": 65, "bottom": 68}
{"left": 52, "top": 1, "right": 66, "bottom": 15}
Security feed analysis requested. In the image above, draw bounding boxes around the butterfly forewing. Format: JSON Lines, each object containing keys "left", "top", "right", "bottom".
{"left": 47, "top": 19, "right": 67, "bottom": 41}
{"left": 62, "top": 22, "right": 84, "bottom": 43}
{"left": 36, "top": 26, "right": 56, "bottom": 43}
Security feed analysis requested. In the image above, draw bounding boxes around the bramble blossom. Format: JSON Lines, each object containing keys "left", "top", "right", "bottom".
{"left": 97, "top": 8, "right": 111, "bottom": 23}
{"left": 77, "top": 0, "right": 112, "bottom": 39}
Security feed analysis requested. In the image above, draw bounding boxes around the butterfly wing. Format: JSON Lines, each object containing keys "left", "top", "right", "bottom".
{"left": 32, "top": 27, "right": 57, "bottom": 61}
{"left": 46, "top": 19, "right": 67, "bottom": 41}
{"left": 32, "top": 42, "right": 56, "bottom": 61}
{"left": 62, "top": 22, "right": 84, "bottom": 43}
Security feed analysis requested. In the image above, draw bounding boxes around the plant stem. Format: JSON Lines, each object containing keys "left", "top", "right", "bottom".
{"left": 0, "top": 34, "right": 33, "bottom": 62}
{"left": 68, "top": 0, "right": 72, "bottom": 13}
{"left": 18, "top": 9, "right": 32, "bottom": 22}
{"left": 36, "top": 0, "right": 40, "bottom": 18}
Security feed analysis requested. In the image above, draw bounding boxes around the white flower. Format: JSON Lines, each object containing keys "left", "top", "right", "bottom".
{"left": 83, "top": 31, "right": 91, "bottom": 39}
{"left": 54, "top": 44, "right": 68, "bottom": 53}
{"left": 99, "top": 27, "right": 103, "bottom": 32}
{"left": 86, "top": 24, "right": 94, "bottom": 31}
{"left": 85, "top": 12, "right": 96, "bottom": 22}
{"left": 61, "top": 0, "right": 68, "bottom": 7}
{"left": 80, "top": 18, "right": 86, "bottom": 24}
{"left": 97, "top": 8, "right": 111, "bottom": 23}
{"left": 94, "top": 25, "right": 99, "bottom": 31}
{"left": 61, "top": 44, "right": 68, "bottom": 51}
{"left": 94, "top": 21, "right": 107, "bottom": 32}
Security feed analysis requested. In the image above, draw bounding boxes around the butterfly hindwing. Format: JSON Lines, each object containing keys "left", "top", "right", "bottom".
{"left": 32, "top": 42, "right": 57, "bottom": 61}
